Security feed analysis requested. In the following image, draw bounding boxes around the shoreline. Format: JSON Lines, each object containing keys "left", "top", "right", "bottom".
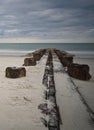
{"left": 0, "top": 49, "right": 94, "bottom": 58}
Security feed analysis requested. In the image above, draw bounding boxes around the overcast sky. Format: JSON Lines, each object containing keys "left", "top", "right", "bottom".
{"left": 0, "top": 0, "right": 94, "bottom": 43}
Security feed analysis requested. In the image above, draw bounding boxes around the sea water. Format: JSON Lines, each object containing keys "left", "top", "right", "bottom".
{"left": 0, "top": 43, "right": 94, "bottom": 58}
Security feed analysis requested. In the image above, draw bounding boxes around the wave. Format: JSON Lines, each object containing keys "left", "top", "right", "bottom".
{"left": 67, "top": 51, "right": 94, "bottom": 58}
{"left": 0, "top": 50, "right": 34, "bottom": 56}
{"left": 0, "top": 49, "right": 94, "bottom": 58}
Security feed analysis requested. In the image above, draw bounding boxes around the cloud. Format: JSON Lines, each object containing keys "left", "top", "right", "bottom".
{"left": 0, "top": 0, "right": 94, "bottom": 42}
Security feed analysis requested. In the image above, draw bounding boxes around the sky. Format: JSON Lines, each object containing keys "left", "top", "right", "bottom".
{"left": 0, "top": 0, "right": 94, "bottom": 43}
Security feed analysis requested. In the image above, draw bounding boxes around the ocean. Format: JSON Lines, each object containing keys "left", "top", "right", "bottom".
{"left": 0, "top": 43, "right": 94, "bottom": 58}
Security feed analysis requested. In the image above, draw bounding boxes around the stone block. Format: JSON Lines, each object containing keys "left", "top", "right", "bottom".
{"left": 23, "top": 58, "right": 36, "bottom": 66}
{"left": 6, "top": 67, "right": 26, "bottom": 78}
{"left": 67, "top": 63, "right": 91, "bottom": 80}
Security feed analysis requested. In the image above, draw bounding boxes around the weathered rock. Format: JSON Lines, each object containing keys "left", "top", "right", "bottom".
{"left": 67, "top": 63, "right": 91, "bottom": 80}
{"left": 48, "top": 113, "right": 59, "bottom": 129}
{"left": 6, "top": 67, "right": 26, "bottom": 78}
{"left": 41, "top": 50, "right": 61, "bottom": 129}
{"left": 60, "top": 55, "right": 73, "bottom": 67}
{"left": 23, "top": 58, "right": 36, "bottom": 66}
{"left": 26, "top": 49, "right": 46, "bottom": 57}
{"left": 32, "top": 49, "right": 46, "bottom": 61}
{"left": 54, "top": 49, "right": 74, "bottom": 67}
{"left": 49, "top": 96, "right": 56, "bottom": 104}
{"left": 48, "top": 87, "right": 56, "bottom": 96}
{"left": 38, "top": 103, "right": 48, "bottom": 111}
{"left": 33, "top": 54, "right": 40, "bottom": 61}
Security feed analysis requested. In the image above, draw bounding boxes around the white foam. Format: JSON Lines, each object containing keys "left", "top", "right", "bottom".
{"left": 67, "top": 51, "right": 94, "bottom": 58}
{"left": 0, "top": 50, "right": 34, "bottom": 56}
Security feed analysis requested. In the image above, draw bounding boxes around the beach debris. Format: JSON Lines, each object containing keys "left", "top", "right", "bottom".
{"left": 6, "top": 67, "right": 26, "bottom": 78}
{"left": 23, "top": 57, "right": 36, "bottom": 66}
{"left": 67, "top": 63, "right": 91, "bottom": 80}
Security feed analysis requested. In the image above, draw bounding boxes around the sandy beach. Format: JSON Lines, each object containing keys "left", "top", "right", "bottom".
{"left": 53, "top": 54, "right": 94, "bottom": 130}
{"left": 0, "top": 55, "right": 48, "bottom": 130}
{"left": 0, "top": 53, "right": 94, "bottom": 130}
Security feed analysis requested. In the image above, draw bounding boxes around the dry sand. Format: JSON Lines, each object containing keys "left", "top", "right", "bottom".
{"left": 0, "top": 54, "right": 94, "bottom": 130}
{"left": 0, "top": 55, "right": 48, "bottom": 130}
{"left": 53, "top": 53, "right": 94, "bottom": 130}
{"left": 73, "top": 57, "right": 94, "bottom": 117}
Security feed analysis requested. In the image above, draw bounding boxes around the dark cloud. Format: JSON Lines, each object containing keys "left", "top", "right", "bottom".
{"left": 0, "top": 0, "right": 94, "bottom": 42}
